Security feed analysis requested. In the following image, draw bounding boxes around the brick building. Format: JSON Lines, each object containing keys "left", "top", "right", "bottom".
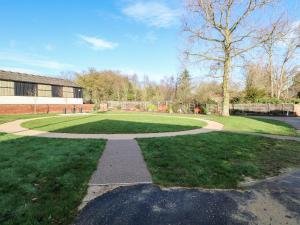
{"left": 0, "top": 70, "right": 93, "bottom": 114}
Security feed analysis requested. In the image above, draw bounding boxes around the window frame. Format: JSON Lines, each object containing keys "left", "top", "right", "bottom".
{"left": 73, "top": 87, "right": 83, "bottom": 98}
{"left": 14, "top": 81, "right": 37, "bottom": 96}
{"left": 51, "top": 85, "right": 63, "bottom": 98}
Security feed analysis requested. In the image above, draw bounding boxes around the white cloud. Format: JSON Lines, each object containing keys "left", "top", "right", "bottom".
{"left": 0, "top": 52, "right": 74, "bottom": 70}
{"left": 78, "top": 34, "right": 118, "bottom": 50}
{"left": 122, "top": 2, "right": 180, "bottom": 28}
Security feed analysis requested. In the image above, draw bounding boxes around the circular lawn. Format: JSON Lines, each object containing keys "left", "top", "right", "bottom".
{"left": 21, "top": 113, "right": 206, "bottom": 134}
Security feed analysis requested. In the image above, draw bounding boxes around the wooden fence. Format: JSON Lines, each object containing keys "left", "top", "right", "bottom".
{"left": 102, "top": 101, "right": 300, "bottom": 116}
{"left": 204, "top": 103, "right": 300, "bottom": 116}
{"left": 229, "top": 103, "right": 299, "bottom": 116}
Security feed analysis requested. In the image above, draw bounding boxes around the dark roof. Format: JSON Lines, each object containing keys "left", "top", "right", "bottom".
{"left": 0, "top": 70, "right": 81, "bottom": 88}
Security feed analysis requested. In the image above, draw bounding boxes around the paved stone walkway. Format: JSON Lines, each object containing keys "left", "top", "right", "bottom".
{"left": 89, "top": 139, "right": 152, "bottom": 185}
{"left": 1, "top": 116, "right": 300, "bottom": 142}
{"left": 0, "top": 117, "right": 223, "bottom": 140}
{"left": 73, "top": 170, "right": 300, "bottom": 225}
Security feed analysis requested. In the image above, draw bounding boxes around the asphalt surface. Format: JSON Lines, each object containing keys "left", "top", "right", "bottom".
{"left": 74, "top": 170, "right": 300, "bottom": 225}
{"left": 89, "top": 139, "right": 152, "bottom": 185}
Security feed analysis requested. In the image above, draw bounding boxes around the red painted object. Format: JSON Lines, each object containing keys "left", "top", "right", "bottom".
{"left": 0, "top": 104, "right": 96, "bottom": 114}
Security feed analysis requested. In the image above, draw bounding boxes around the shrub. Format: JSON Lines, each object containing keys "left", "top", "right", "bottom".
{"left": 135, "top": 104, "right": 141, "bottom": 110}
{"left": 147, "top": 104, "right": 158, "bottom": 112}
{"left": 244, "top": 87, "right": 266, "bottom": 102}
{"left": 200, "top": 105, "right": 208, "bottom": 114}
{"left": 93, "top": 104, "right": 99, "bottom": 112}
{"left": 167, "top": 104, "right": 174, "bottom": 113}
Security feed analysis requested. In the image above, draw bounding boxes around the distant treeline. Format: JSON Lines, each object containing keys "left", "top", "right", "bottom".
{"left": 74, "top": 67, "right": 300, "bottom": 106}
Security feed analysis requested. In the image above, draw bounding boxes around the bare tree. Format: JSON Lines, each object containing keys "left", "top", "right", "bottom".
{"left": 183, "top": 0, "right": 278, "bottom": 116}
{"left": 275, "top": 36, "right": 300, "bottom": 99}
{"left": 260, "top": 20, "right": 285, "bottom": 97}
{"left": 261, "top": 20, "right": 300, "bottom": 99}
{"left": 261, "top": 19, "right": 299, "bottom": 98}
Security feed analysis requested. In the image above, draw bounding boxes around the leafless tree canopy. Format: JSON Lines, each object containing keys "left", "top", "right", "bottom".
{"left": 183, "top": 0, "right": 278, "bottom": 116}
{"left": 184, "top": 0, "right": 276, "bottom": 61}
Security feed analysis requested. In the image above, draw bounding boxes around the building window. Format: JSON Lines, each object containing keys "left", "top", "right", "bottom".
{"left": 38, "top": 84, "right": 52, "bottom": 97}
{"left": 52, "top": 85, "right": 63, "bottom": 97}
{"left": 63, "top": 87, "right": 74, "bottom": 98}
{"left": 14, "top": 82, "right": 37, "bottom": 96}
{"left": 73, "top": 87, "right": 83, "bottom": 98}
{"left": 0, "top": 80, "right": 14, "bottom": 96}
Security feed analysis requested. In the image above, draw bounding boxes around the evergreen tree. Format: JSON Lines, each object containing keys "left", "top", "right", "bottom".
{"left": 176, "top": 69, "right": 192, "bottom": 104}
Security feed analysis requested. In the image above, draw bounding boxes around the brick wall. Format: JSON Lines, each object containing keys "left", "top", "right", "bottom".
{"left": 0, "top": 104, "right": 95, "bottom": 114}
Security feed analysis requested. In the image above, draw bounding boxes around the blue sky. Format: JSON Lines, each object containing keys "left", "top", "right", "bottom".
{"left": 0, "top": 0, "right": 299, "bottom": 82}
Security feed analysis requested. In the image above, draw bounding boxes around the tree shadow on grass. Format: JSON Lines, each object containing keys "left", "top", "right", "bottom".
{"left": 244, "top": 116, "right": 297, "bottom": 135}
{"left": 23, "top": 115, "right": 97, "bottom": 130}
{"left": 247, "top": 117, "right": 294, "bottom": 128}
{"left": 48, "top": 119, "right": 203, "bottom": 134}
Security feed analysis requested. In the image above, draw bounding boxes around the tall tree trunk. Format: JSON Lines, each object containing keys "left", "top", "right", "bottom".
{"left": 268, "top": 53, "right": 274, "bottom": 97}
{"left": 277, "top": 66, "right": 285, "bottom": 99}
{"left": 222, "top": 54, "right": 231, "bottom": 116}
{"left": 222, "top": 31, "right": 231, "bottom": 117}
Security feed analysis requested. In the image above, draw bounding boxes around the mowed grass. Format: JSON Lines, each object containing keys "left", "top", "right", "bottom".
{"left": 21, "top": 114, "right": 206, "bottom": 134}
{"left": 1, "top": 112, "right": 297, "bottom": 136}
{"left": 0, "top": 133, "right": 105, "bottom": 225}
{"left": 202, "top": 115, "right": 299, "bottom": 136}
{"left": 0, "top": 114, "right": 56, "bottom": 125}
{"left": 138, "top": 132, "right": 300, "bottom": 189}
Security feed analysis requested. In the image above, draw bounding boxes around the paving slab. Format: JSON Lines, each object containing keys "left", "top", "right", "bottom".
{"left": 89, "top": 139, "right": 152, "bottom": 185}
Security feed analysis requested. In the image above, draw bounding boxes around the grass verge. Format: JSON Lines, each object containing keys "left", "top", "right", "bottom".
{"left": 138, "top": 132, "right": 300, "bottom": 189}
{"left": 0, "top": 133, "right": 105, "bottom": 225}
{"left": 202, "top": 115, "right": 298, "bottom": 136}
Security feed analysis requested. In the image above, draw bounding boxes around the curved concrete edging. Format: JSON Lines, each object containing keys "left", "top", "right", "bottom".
{"left": 0, "top": 115, "right": 223, "bottom": 140}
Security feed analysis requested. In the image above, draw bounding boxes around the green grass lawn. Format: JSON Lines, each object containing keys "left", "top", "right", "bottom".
{"left": 0, "top": 133, "right": 105, "bottom": 225}
{"left": 21, "top": 114, "right": 206, "bottom": 134}
{"left": 138, "top": 132, "right": 300, "bottom": 189}
{"left": 0, "top": 114, "right": 56, "bottom": 125}
{"left": 202, "top": 115, "right": 298, "bottom": 136}
{"left": 20, "top": 111, "right": 298, "bottom": 136}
